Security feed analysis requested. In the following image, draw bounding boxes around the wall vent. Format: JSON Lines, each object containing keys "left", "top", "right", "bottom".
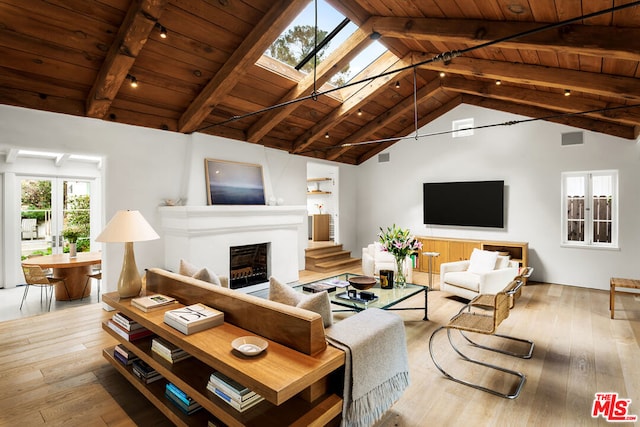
{"left": 561, "top": 131, "right": 584, "bottom": 146}
{"left": 378, "top": 153, "right": 390, "bottom": 163}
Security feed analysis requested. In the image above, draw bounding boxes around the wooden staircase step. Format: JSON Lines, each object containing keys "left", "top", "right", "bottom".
{"left": 305, "top": 244, "right": 344, "bottom": 256}
{"left": 306, "top": 250, "right": 351, "bottom": 261}
{"left": 305, "top": 243, "right": 360, "bottom": 273}
{"left": 315, "top": 257, "right": 361, "bottom": 271}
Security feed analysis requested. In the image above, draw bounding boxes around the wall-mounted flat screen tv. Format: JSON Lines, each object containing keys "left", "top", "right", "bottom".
{"left": 423, "top": 180, "right": 504, "bottom": 228}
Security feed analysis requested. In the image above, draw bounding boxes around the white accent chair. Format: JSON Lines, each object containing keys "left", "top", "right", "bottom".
{"left": 362, "top": 242, "right": 413, "bottom": 282}
{"left": 440, "top": 248, "right": 519, "bottom": 300}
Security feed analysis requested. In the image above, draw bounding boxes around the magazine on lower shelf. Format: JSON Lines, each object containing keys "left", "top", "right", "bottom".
{"left": 151, "top": 337, "right": 191, "bottom": 363}
{"left": 107, "top": 319, "right": 155, "bottom": 341}
{"left": 113, "top": 344, "right": 139, "bottom": 366}
{"left": 165, "top": 383, "right": 202, "bottom": 415}
{"left": 132, "top": 359, "right": 162, "bottom": 384}
{"left": 209, "top": 386, "right": 264, "bottom": 412}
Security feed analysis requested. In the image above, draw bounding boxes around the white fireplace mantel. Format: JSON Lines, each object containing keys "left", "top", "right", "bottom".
{"left": 158, "top": 205, "right": 307, "bottom": 288}
{"left": 159, "top": 205, "right": 307, "bottom": 235}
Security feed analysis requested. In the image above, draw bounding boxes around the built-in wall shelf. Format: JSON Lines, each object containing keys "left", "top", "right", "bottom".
{"left": 307, "top": 177, "right": 332, "bottom": 194}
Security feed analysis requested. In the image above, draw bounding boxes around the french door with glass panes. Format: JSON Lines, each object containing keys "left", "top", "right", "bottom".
{"left": 20, "top": 177, "right": 93, "bottom": 258}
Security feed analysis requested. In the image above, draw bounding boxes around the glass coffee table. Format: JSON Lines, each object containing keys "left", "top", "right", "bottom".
{"left": 300, "top": 273, "right": 429, "bottom": 321}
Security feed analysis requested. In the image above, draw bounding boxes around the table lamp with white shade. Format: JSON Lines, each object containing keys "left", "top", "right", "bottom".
{"left": 96, "top": 210, "right": 160, "bottom": 298}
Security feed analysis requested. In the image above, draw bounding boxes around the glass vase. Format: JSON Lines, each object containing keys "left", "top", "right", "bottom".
{"left": 395, "top": 256, "right": 406, "bottom": 288}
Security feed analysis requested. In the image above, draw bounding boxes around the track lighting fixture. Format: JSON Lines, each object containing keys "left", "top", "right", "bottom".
{"left": 564, "top": 89, "right": 571, "bottom": 96}
{"left": 325, "top": 132, "right": 330, "bottom": 139}
{"left": 357, "top": 109, "right": 362, "bottom": 116}
{"left": 155, "top": 23, "right": 167, "bottom": 39}
{"left": 395, "top": 81, "right": 400, "bottom": 89}
{"left": 126, "top": 74, "right": 138, "bottom": 88}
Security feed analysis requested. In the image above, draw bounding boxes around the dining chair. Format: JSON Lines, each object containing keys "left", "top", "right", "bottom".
{"left": 83, "top": 263, "right": 102, "bottom": 301}
{"left": 20, "top": 265, "right": 70, "bottom": 312}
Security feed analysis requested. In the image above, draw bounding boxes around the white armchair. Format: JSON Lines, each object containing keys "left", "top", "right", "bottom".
{"left": 440, "top": 248, "right": 519, "bottom": 300}
{"left": 362, "top": 242, "right": 413, "bottom": 283}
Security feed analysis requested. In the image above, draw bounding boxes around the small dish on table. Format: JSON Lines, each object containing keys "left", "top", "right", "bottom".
{"left": 232, "top": 336, "right": 268, "bottom": 356}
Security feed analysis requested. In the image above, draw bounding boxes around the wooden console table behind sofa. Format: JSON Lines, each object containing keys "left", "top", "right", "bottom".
{"left": 101, "top": 268, "right": 345, "bottom": 426}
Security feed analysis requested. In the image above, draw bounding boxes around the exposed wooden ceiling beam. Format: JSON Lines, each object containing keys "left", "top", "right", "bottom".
{"left": 246, "top": 20, "right": 376, "bottom": 143}
{"left": 326, "top": 77, "right": 442, "bottom": 160}
{"left": 292, "top": 52, "right": 410, "bottom": 153}
{"left": 411, "top": 52, "right": 640, "bottom": 103}
{"left": 461, "top": 95, "right": 638, "bottom": 140}
{"left": 370, "top": 16, "right": 640, "bottom": 61}
{"left": 178, "top": 0, "right": 311, "bottom": 134}
{"left": 443, "top": 78, "right": 640, "bottom": 126}
{"left": 86, "top": 0, "right": 168, "bottom": 119}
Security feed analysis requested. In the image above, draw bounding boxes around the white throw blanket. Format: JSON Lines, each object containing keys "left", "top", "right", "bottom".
{"left": 326, "top": 308, "right": 410, "bottom": 427}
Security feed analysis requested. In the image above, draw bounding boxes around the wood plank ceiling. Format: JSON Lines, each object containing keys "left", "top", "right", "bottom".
{"left": 1, "top": 0, "right": 640, "bottom": 165}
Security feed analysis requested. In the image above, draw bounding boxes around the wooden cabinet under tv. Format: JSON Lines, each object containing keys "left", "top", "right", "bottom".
{"left": 415, "top": 237, "right": 528, "bottom": 275}
{"left": 100, "top": 293, "right": 343, "bottom": 427}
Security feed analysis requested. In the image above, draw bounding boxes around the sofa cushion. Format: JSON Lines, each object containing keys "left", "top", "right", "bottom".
{"left": 495, "top": 254, "right": 511, "bottom": 270}
{"left": 268, "top": 276, "right": 302, "bottom": 306}
{"left": 444, "top": 271, "right": 480, "bottom": 292}
{"left": 468, "top": 249, "right": 498, "bottom": 274}
{"left": 179, "top": 259, "right": 221, "bottom": 286}
{"left": 269, "top": 277, "right": 332, "bottom": 328}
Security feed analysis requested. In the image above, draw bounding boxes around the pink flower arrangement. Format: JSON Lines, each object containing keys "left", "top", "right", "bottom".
{"left": 378, "top": 224, "right": 422, "bottom": 259}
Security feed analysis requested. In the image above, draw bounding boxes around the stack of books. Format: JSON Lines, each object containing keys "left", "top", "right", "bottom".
{"left": 164, "top": 303, "right": 224, "bottom": 335}
{"left": 107, "top": 314, "right": 155, "bottom": 342}
{"left": 131, "top": 294, "right": 177, "bottom": 312}
{"left": 302, "top": 282, "right": 336, "bottom": 293}
{"left": 113, "top": 344, "right": 139, "bottom": 366}
{"left": 207, "top": 371, "right": 264, "bottom": 412}
{"left": 111, "top": 312, "right": 145, "bottom": 332}
{"left": 165, "top": 383, "right": 202, "bottom": 415}
{"left": 132, "top": 359, "right": 163, "bottom": 384}
{"left": 151, "top": 337, "right": 191, "bottom": 364}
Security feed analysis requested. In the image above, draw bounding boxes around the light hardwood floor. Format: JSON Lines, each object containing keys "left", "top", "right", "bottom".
{"left": 0, "top": 269, "right": 638, "bottom": 426}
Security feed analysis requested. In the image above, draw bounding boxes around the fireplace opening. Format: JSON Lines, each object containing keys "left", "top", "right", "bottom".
{"left": 229, "top": 243, "right": 269, "bottom": 289}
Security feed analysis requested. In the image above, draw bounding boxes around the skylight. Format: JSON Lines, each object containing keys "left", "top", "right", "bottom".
{"left": 265, "top": 0, "right": 388, "bottom": 86}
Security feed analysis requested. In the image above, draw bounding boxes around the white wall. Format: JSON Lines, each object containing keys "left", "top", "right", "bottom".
{"left": 0, "top": 105, "right": 347, "bottom": 290}
{"left": 4, "top": 103, "right": 636, "bottom": 292}
{"left": 356, "top": 104, "right": 640, "bottom": 290}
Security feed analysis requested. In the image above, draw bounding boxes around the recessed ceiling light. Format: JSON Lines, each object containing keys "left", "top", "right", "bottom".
{"left": 439, "top": 71, "right": 446, "bottom": 78}
{"left": 508, "top": 4, "right": 526, "bottom": 14}
{"left": 564, "top": 89, "right": 571, "bottom": 96}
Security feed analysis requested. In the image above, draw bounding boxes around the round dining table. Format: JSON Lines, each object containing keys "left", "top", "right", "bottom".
{"left": 22, "top": 252, "right": 102, "bottom": 301}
